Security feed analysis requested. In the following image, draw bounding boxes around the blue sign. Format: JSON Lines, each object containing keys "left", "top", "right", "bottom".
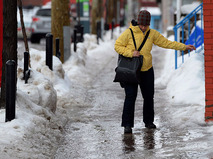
{"left": 185, "top": 26, "right": 204, "bottom": 48}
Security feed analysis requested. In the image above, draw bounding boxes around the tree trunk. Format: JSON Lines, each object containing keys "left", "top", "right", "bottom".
{"left": 107, "top": 0, "right": 115, "bottom": 25}
{"left": 1, "top": 0, "right": 17, "bottom": 108}
{"left": 51, "top": 0, "right": 70, "bottom": 63}
{"left": 91, "top": 0, "right": 103, "bottom": 34}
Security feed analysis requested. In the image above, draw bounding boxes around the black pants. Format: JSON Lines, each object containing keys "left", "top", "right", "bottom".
{"left": 121, "top": 67, "right": 154, "bottom": 127}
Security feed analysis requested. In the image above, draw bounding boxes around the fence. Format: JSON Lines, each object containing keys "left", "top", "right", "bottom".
{"left": 173, "top": 2, "right": 203, "bottom": 69}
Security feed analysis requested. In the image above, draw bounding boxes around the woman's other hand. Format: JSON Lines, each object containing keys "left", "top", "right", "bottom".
{"left": 186, "top": 45, "right": 196, "bottom": 51}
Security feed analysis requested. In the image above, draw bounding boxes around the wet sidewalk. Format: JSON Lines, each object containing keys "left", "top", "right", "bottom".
{"left": 54, "top": 46, "right": 212, "bottom": 159}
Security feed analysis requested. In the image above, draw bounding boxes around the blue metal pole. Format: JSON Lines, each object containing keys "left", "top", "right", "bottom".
{"left": 201, "top": 5, "right": 203, "bottom": 51}
{"left": 195, "top": 14, "right": 197, "bottom": 53}
{"left": 175, "top": 28, "right": 178, "bottom": 69}
{"left": 182, "top": 25, "right": 184, "bottom": 64}
{"left": 188, "top": 20, "right": 191, "bottom": 56}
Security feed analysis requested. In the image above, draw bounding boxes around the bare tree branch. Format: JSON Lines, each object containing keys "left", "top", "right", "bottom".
{"left": 17, "top": 0, "right": 31, "bottom": 67}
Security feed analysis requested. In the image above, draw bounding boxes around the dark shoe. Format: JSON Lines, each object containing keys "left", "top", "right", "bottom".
{"left": 124, "top": 126, "right": 132, "bottom": 134}
{"left": 145, "top": 123, "right": 156, "bottom": 129}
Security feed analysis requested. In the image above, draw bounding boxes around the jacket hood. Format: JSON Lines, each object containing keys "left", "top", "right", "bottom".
{"left": 131, "top": 19, "right": 138, "bottom": 26}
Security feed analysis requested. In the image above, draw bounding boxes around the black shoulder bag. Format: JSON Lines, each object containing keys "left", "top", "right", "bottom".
{"left": 113, "top": 29, "right": 150, "bottom": 84}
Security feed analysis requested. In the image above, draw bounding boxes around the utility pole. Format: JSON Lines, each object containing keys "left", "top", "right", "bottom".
{"left": 177, "top": 0, "right": 182, "bottom": 56}
{"left": 51, "top": 0, "right": 70, "bottom": 63}
{"left": 1, "top": 0, "right": 17, "bottom": 108}
{"left": 127, "top": 0, "right": 133, "bottom": 24}
{"left": 177, "top": 0, "right": 182, "bottom": 43}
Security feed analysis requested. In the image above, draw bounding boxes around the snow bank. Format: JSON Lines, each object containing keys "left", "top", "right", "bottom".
{"left": 156, "top": 35, "right": 206, "bottom": 127}
{"left": 156, "top": 36, "right": 205, "bottom": 104}
{"left": 167, "top": 51, "right": 205, "bottom": 106}
{"left": 0, "top": 47, "right": 68, "bottom": 158}
{"left": 63, "top": 28, "right": 123, "bottom": 86}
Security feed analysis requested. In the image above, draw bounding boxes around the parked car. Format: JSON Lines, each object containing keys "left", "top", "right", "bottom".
{"left": 30, "top": 7, "right": 51, "bottom": 44}
{"left": 17, "top": 21, "right": 32, "bottom": 39}
{"left": 17, "top": 7, "right": 38, "bottom": 40}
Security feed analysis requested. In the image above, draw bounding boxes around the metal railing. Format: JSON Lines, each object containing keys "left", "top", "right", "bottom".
{"left": 173, "top": 2, "right": 203, "bottom": 69}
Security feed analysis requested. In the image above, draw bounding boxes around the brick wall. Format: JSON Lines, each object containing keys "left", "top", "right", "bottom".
{"left": 0, "top": 0, "right": 2, "bottom": 87}
{"left": 204, "top": 1, "right": 213, "bottom": 122}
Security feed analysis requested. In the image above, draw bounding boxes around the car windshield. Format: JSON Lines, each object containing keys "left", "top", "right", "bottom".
{"left": 36, "top": 9, "right": 51, "bottom": 17}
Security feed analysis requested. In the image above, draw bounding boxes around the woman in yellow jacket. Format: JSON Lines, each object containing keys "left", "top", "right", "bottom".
{"left": 114, "top": 10, "right": 195, "bottom": 134}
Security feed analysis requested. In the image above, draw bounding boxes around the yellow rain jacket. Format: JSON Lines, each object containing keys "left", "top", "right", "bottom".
{"left": 114, "top": 25, "right": 186, "bottom": 71}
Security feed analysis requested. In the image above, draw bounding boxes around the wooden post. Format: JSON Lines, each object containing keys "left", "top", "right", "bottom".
{"left": 51, "top": 0, "right": 70, "bottom": 63}
{"left": 107, "top": 0, "right": 114, "bottom": 26}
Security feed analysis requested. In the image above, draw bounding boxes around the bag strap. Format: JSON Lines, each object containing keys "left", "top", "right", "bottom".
{"left": 138, "top": 29, "right": 150, "bottom": 51}
{"left": 129, "top": 28, "right": 137, "bottom": 50}
{"left": 129, "top": 28, "right": 150, "bottom": 51}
